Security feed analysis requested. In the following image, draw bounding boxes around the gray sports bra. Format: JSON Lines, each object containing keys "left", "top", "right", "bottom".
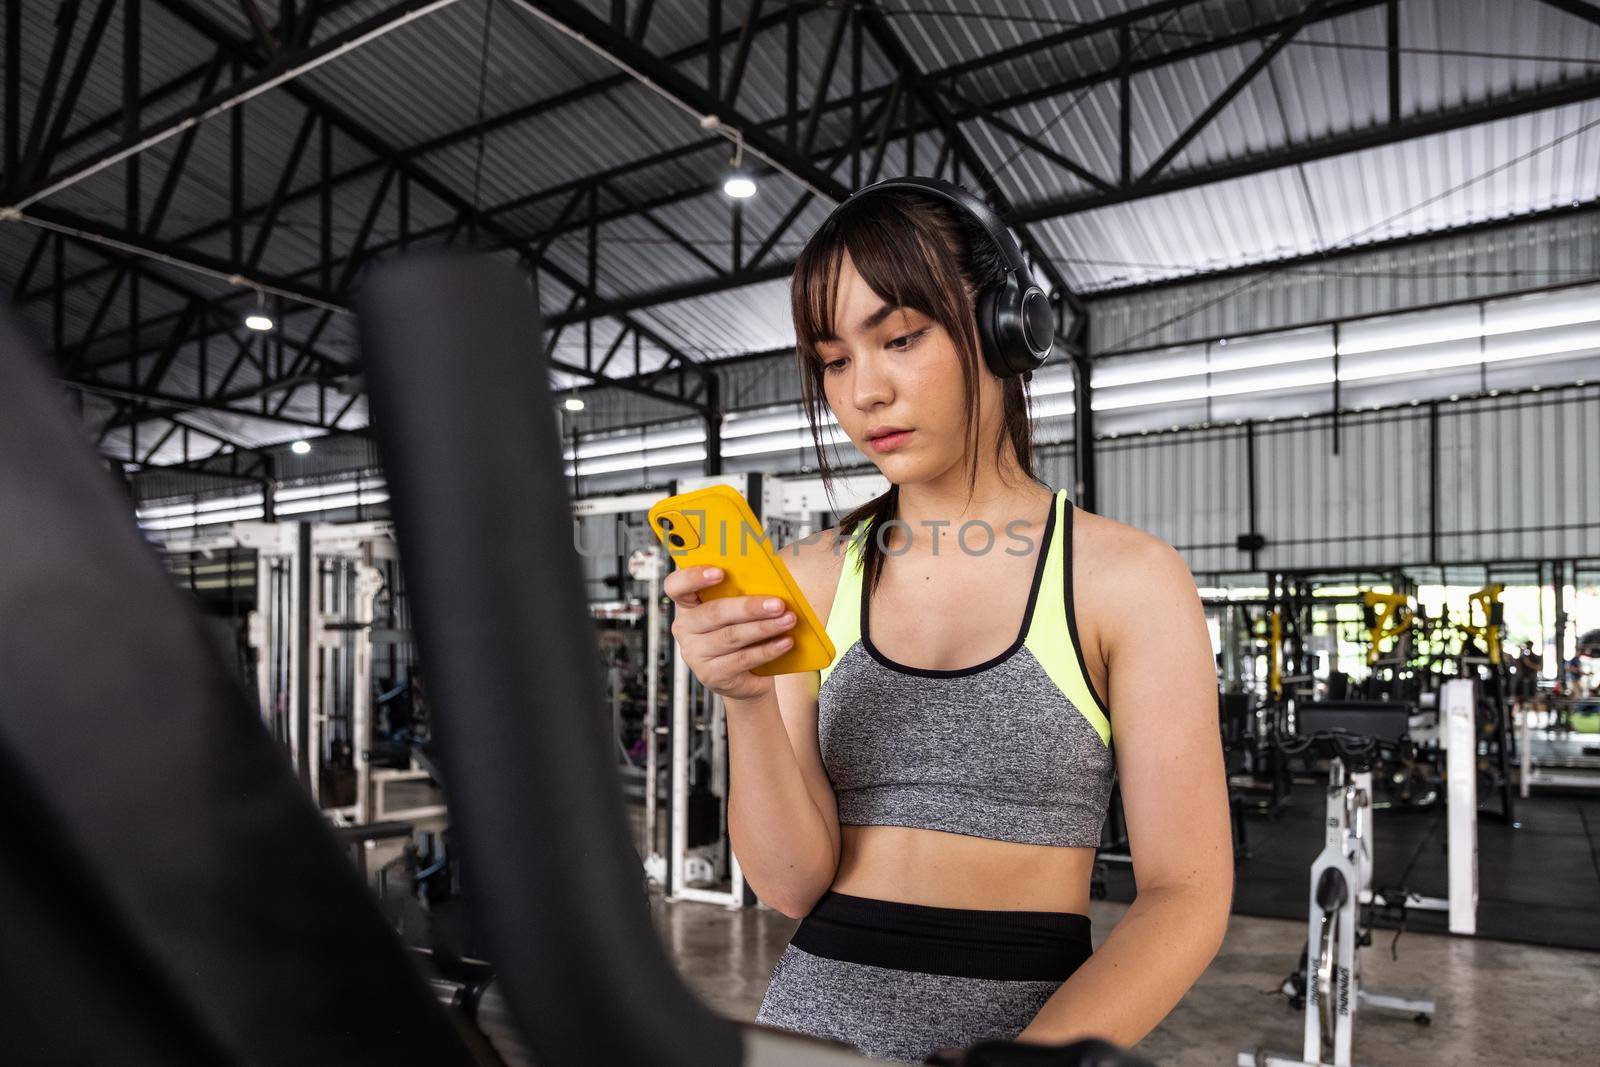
{"left": 815, "top": 488, "right": 1114, "bottom": 848}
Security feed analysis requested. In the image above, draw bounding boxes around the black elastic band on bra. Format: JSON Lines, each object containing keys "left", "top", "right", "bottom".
{"left": 858, "top": 491, "right": 1058, "bottom": 679}
{"left": 790, "top": 890, "right": 1092, "bottom": 981}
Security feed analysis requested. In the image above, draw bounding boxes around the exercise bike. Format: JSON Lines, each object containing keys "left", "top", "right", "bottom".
{"left": 1241, "top": 706, "right": 1435, "bottom": 1067}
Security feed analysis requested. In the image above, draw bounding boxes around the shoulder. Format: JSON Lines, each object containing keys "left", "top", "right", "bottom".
{"left": 1071, "top": 507, "right": 1199, "bottom": 649}
{"left": 776, "top": 524, "right": 851, "bottom": 625}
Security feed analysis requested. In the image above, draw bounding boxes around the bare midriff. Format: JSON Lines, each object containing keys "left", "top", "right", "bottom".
{"left": 830, "top": 823, "right": 1097, "bottom": 914}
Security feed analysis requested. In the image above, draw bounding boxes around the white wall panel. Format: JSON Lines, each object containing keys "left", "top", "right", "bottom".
{"left": 574, "top": 387, "right": 1598, "bottom": 575}
{"left": 1098, "top": 426, "right": 1252, "bottom": 576}
{"left": 1093, "top": 387, "right": 1599, "bottom": 575}
{"left": 1437, "top": 390, "right": 1600, "bottom": 562}
{"left": 1252, "top": 413, "right": 1432, "bottom": 571}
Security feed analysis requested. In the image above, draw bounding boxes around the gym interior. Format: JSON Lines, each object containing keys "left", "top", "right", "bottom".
{"left": 2, "top": 3, "right": 1599, "bottom": 1066}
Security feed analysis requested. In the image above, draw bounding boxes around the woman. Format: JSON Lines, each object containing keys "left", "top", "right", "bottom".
{"left": 663, "top": 181, "right": 1231, "bottom": 1063}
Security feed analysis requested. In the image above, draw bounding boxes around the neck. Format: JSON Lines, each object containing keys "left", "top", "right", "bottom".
{"left": 888, "top": 458, "right": 1051, "bottom": 552}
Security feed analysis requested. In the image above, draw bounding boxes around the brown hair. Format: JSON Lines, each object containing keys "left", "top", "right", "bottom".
{"left": 790, "top": 188, "right": 1043, "bottom": 594}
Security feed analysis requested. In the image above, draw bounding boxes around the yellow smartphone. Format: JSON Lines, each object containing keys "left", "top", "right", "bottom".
{"left": 647, "top": 484, "right": 835, "bottom": 677}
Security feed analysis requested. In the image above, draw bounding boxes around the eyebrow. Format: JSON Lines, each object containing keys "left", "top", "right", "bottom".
{"left": 860, "top": 302, "right": 900, "bottom": 333}
{"left": 818, "top": 302, "right": 902, "bottom": 343}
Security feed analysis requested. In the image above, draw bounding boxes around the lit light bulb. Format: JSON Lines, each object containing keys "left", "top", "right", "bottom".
{"left": 564, "top": 396, "right": 585, "bottom": 412}
{"left": 245, "top": 313, "right": 274, "bottom": 331}
{"left": 291, "top": 439, "right": 311, "bottom": 455}
{"left": 724, "top": 175, "right": 756, "bottom": 199}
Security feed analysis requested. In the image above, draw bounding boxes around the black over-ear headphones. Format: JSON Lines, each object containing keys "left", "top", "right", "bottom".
{"left": 831, "top": 175, "right": 1055, "bottom": 379}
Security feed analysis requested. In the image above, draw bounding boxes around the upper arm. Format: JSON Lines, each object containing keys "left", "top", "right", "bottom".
{"left": 772, "top": 531, "right": 843, "bottom": 871}
{"left": 1096, "top": 533, "right": 1232, "bottom": 901}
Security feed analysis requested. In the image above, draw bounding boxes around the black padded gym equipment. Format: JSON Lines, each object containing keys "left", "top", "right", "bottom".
{"left": 357, "top": 254, "right": 746, "bottom": 1066}
{"left": 831, "top": 175, "right": 1055, "bottom": 379}
{"left": 0, "top": 308, "right": 473, "bottom": 1066}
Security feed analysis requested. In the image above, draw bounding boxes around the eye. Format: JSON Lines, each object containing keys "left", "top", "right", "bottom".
{"left": 887, "top": 329, "right": 927, "bottom": 351}
{"left": 823, "top": 357, "right": 848, "bottom": 374}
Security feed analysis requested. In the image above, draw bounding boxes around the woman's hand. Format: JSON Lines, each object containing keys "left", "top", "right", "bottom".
{"left": 664, "top": 565, "right": 798, "bottom": 704}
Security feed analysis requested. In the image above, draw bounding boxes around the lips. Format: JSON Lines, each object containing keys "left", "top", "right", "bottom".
{"left": 866, "top": 428, "right": 913, "bottom": 452}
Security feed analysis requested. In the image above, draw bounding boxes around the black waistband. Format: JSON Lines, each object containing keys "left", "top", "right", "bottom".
{"left": 789, "top": 890, "right": 1092, "bottom": 981}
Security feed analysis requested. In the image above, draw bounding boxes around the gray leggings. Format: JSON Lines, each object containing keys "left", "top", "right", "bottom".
{"left": 753, "top": 891, "right": 1093, "bottom": 1064}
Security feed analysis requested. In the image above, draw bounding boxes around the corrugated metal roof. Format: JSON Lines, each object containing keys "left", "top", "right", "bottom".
{"left": 1090, "top": 207, "right": 1600, "bottom": 351}
{"left": 1024, "top": 96, "right": 1600, "bottom": 294}
{"left": 637, "top": 275, "right": 795, "bottom": 359}
{"left": 6, "top": 0, "right": 1600, "bottom": 470}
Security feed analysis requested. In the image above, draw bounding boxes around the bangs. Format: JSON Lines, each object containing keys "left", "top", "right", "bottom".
{"left": 792, "top": 235, "right": 847, "bottom": 362}
{"left": 790, "top": 197, "right": 970, "bottom": 362}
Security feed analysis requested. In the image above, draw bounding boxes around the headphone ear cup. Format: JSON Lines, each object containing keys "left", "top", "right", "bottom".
{"left": 974, "top": 281, "right": 1008, "bottom": 378}
{"left": 986, "top": 272, "right": 1040, "bottom": 378}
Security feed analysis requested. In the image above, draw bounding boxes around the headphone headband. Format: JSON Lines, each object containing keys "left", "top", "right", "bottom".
{"left": 842, "top": 175, "right": 1030, "bottom": 275}
{"left": 825, "top": 174, "right": 1053, "bottom": 379}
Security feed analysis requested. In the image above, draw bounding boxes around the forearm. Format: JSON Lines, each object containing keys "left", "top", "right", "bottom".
{"left": 725, "top": 691, "right": 836, "bottom": 916}
{"left": 1014, "top": 885, "right": 1229, "bottom": 1047}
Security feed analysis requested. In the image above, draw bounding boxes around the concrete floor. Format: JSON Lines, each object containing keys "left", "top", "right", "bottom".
{"left": 647, "top": 890, "right": 1600, "bottom": 1065}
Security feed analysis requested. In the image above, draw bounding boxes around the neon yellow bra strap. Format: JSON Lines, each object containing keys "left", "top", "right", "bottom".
{"left": 1024, "top": 490, "right": 1112, "bottom": 746}
{"left": 819, "top": 524, "right": 868, "bottom": 687}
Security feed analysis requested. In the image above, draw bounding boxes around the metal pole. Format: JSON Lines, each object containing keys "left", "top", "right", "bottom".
{"left": 645, "top": 559, "right": 661, "bottom": 864}
{"left": 295, "top": 521, "right": 313, "bottom": 795}
{"left": 669, "top": 630, "right": 689, "bottom": 898}
{"left": 353, "top": 558, "right": 383, "bottom": 824}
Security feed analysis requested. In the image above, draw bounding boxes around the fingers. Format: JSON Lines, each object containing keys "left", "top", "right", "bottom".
{"left": 663, "top": 566, "right": 796, "bottom": 696}
{"left": 663, "top": 564, "right": 724, "bottom": 608}
{"left": 700, "top": 631, "right": 795, "bottom": 690}
{"left": 672, "top": 587, "right": 791, "bottom": 637}
{"left": 703, "top": 611, "right": 797, "bottom": 656}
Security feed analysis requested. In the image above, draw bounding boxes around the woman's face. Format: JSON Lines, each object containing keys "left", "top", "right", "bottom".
{"left": 814, "top": 251, "right": 1002, "bottom": 484}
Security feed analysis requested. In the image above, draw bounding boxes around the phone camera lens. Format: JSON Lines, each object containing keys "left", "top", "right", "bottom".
{"left": 668, "top": 533, "right": 685, "bottom": 548}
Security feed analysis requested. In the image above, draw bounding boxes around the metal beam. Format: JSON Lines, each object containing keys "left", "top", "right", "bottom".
{"left": 18, "top": 0, "right": 84, "bottom": 185}
{"left": 723, "top": 0, "right": 764, "bottom": 108}
{"left": 20, "top": 203, "right": 347, "bottom": 309}
{"left": 1138, "top": 0, "right": 1331, "bottom": 184}
{"left": 36, "top": 0, "right": 806, "bottom": 297}
{"left": 279, "top": 0, "right": 1384, "bottom": 287}
{"left": 120, "top": 439, "right": 275, "bottom": 477}
{"left": 1010, "top": 72, "right": 1600, "bottom": 225}
{"left": 24, "top": 0, "right": 1369, "bottom": 317}
{"left": 148, "top": 0, "right": 709, "bottom": 390}
{"left": 23, "top": 0, "right": 118, "bottom": 188}
{"left": 64, "top": 249, "right": 347, "bottom": 378}
{"left": 13, "top": 0, "right": 1213, "bottom": 310}
{"left": 5, "top": 0, "right": 464, "bottom": 209}
{"left": 546, "top": 259, "right": 793, "bottom": 327}
{"left": 4, "top": 0, "right": 19, "bottom": 182}
{"left": 1087, "top": 200, "right": 1600, "bottom": 301}
{"left": 547, "top": 354, "right": 711, "bottom": 411}
{"left": 76, "top": 372, "right": 345, "bottom": 434}
{"left": 33, "top": 73, "right": 888, "bottom": 387}
{"left": 937, "top": 83, "right": 1113, "bottom": 194}
{"left": 1536, "top": 0, "right": 1600, "bottom": 29}
{"left": 856, "top": 4, "right": 1085, "bottom": 324}
{"left": 507, "top": 0, "right": 852, "bottom": 203}
{"left": 536, "top": 70, "right": 1600, "bottom": 328}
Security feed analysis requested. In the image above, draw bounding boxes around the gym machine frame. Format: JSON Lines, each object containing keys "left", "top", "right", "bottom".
{"left": 648, "top": 470, "right": 888, "bottom": 909}
{"left": 307, "top": 521, "right": 443, "bottom": 828}
{"left": 1241, "top": 679, "right": 1478, "bottom": 1067}
{"left": 160, "top": 518, "right": 440, "bottom": 828}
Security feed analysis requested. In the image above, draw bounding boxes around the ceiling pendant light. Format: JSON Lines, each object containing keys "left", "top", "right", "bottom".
{"left": 244, "top": 288, "right": 274, "bottom": 332}
{"left": 722, "top": 129, "right": 756, "bottom": 200}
